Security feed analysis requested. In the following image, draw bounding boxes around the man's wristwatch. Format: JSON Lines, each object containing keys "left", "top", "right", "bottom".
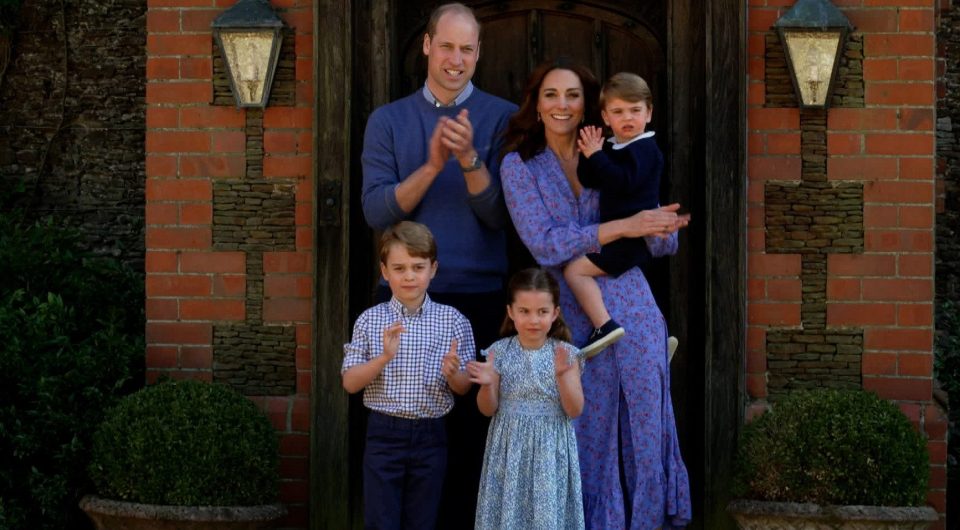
{"left": 460, "top": 153, "right": 483, "bottom": 172}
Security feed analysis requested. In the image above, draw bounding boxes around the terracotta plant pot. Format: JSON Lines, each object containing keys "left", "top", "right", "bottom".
{"left": 727, "top": 499, "right": 939, "bottom": 530}
{"left": 80, "top": 495, "right": 286, "bottom": 530}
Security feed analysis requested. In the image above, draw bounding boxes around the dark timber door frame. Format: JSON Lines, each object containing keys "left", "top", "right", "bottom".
{"left": 311, "top": 1, "right": 744, "bottom": 528}
{"left": 312, "top": 0, "right": 351, "bottom": 529}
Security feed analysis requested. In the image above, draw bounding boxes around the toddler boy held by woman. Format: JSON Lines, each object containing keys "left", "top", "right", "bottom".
{"left": 566, "top": 72, "right": 666, "bottom": 358}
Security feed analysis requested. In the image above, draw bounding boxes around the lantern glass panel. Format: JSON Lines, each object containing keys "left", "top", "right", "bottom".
{"left": 220, "top": 30, "right": 276, "bottom": 106}
{"left": 782, "top": 30, "right": 842, "bottom": 107}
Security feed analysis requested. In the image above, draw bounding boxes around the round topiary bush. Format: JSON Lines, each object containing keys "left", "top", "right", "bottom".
{"left": 88, "top": 380, "right": 279, "bottom": 506}
{"left": 733, "top": 388, "right": 929, "bottom": 506}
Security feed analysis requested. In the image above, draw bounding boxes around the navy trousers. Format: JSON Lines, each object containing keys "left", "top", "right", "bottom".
{"left": 363, "top": 411, "right": 448, "bottom": 530}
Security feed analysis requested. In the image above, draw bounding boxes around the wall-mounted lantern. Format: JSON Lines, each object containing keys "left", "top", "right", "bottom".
{"left": 774, "top": 0, "right": 853, "bottom": 109}
{"left": 211, "top": 0, "right": 285, "bottom": 108}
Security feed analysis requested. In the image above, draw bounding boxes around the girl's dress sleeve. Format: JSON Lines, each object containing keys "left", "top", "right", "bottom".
{"left": 500, "top": 152, "right": 602, "bottom": 267}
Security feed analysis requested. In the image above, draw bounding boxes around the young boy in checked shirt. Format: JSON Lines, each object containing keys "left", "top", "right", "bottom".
{"left": 341, "top": 220, "right": 474, "bottom": 530}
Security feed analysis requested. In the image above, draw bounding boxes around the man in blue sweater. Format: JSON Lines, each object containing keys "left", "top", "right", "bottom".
{"left": 360, "top": 2, "right": 517, "bottom": 528}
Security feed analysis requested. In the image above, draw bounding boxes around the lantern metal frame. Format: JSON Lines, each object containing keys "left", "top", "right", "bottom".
{"left": 211, "top": 0, "right": 285, "bottom": 108}
{"left": 774, "top": 0, "right": 853, "bottom": 109}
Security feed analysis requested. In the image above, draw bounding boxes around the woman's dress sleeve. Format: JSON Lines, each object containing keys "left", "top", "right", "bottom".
{"left": 500, "top": 152, "right": 601, "bottom": 267}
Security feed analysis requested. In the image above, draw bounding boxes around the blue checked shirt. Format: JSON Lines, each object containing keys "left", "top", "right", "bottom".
{"left": 341, "top": 295, "right": 476, "bottom": 419}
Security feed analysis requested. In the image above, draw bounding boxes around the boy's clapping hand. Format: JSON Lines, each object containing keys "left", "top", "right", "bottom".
{"left": 441, "top": 339, "right": 460, "bottom": 379}
{"left": 381, "top": 322, "right": 404, "bottom": 361}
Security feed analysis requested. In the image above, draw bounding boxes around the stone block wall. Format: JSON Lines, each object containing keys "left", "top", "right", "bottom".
{"left": 938, "top": 2, "right": 960, "bottom": 302}
{"left": 0, "top": 0, "right": 146, "bottom": 267}
{"left": 747, "top": 2, "right": 947, "bottom": 524}
{"left": 935, "top": 0, "right": 960, "bottom": 523}
{"left": 145, "top": 0, "right": 315, "bottom": 527}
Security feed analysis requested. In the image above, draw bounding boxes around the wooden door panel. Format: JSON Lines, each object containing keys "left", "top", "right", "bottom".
{"left": 605, "top": 24, "right": 665, "bottom": 133}
{"left": 538, "top": 12, "right": 596, "bottom": 72}
{"left": 473, "top": 14, "right": 529, "bottom": 104}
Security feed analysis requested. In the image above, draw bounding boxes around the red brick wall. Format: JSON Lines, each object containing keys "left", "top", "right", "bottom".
{"left": 145, "top": 0, "right": 314, "bottom": 527}
{"left": 747, "top": 1, "right": 947, "bottom": 524}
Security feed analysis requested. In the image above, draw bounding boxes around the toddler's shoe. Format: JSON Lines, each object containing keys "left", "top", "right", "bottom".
{"left": 581, "top": 319, "right": 625, "bottom": 359}
{"left": 668, "top": 336, "right": 679, "bottom": 363}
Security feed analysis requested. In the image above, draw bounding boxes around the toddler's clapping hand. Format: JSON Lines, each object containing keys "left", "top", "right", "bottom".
{"left": 577, "top": 126, "right": 604, "bottom": 158}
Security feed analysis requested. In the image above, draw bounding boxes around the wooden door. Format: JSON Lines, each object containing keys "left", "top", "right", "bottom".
{"left": 331, "top": 2, "right": 746, "bottom": 529}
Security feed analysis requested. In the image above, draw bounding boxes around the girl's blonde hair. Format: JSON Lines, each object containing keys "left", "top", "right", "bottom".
{"left": 499, "top": 268, "right": 572, "bottom": 342}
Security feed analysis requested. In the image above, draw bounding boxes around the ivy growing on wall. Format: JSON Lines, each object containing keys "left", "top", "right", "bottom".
{"left": 0, "top": 0, "right": 20, "bottom": 91}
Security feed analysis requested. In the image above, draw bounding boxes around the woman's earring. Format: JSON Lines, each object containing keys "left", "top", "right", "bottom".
{"left": 537, "top": 112, "right": 541, "bottom": 122}
{"left": 580, "top": 116, "right": 585, "bottom": 125}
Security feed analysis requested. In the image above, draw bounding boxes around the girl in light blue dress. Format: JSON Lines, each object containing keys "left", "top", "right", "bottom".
{"left": 467, "top": 268, "right": 585, "bottom": 530}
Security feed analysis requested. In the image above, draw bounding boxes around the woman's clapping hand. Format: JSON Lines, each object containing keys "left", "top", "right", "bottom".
{"left": 622, "top": 203, "right": 690, "bottom": 239}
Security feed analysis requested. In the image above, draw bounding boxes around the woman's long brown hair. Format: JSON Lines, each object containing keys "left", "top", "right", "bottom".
{"left": 500, "top": 57, "right": 601, "bottom": 162}
{"left": 499, "top": 267, "right": 572, "bottom": 343}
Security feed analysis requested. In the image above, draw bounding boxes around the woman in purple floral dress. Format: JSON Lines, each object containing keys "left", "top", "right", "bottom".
{"left": 499, "top": 58, "right": 692, "bottom": 529}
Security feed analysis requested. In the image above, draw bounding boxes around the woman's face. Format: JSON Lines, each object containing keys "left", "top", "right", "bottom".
{"left": 536, "top": 69, "right": 585, "bottom": 139}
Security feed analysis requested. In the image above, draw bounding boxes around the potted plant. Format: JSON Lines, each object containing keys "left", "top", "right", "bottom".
{"left": 727, "top": 388, "right": 938, "bottom": 530}
{"left": 80, "top": 379, "right": 286, "bottom": 530}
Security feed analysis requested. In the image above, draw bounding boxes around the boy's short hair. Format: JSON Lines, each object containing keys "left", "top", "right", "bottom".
{"left": 600, "top": 72, "right": 653, "bottom": 108}
{"left": 379, "top": 221, "right": 438, "bottom": 264}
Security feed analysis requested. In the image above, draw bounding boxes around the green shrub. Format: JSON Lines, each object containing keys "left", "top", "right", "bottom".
{"left": 0, "top": 213, "right": 143, "bottom": 530}
{"left": 89, "top": 379, "right": 280, "bottom": 506}
{"left": 733, "top": 388, "right": 929, "bottom": 506}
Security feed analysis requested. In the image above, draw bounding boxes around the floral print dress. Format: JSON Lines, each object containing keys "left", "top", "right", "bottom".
{"left": 474, "top": 336, "right": 584, "bottom": 530}
{"left": 500, "top": 150, "right": 692, "bottom": 529}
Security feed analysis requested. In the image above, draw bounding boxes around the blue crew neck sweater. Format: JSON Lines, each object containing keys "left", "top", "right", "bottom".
{"left": 361, "top": 89, "right": 517, "bottom": 293}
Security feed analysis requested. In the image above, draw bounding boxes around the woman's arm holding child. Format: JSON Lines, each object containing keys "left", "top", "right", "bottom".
{"left": 467, "top": 351, "right": 500, "bottom": 417}
{"left": 342, "top": 322, "right": 402, "bottom": 394}
{"left": 554, "top": 345, "right": 584, "bottom": 418}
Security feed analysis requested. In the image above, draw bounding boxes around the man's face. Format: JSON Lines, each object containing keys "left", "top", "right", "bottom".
{"left": 422, "top": 12, "right": 480, "bottom": 104}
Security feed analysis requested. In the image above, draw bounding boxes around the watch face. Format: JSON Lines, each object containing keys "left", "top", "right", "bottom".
{"left": 463, "top": 155, "right": 482, "bottom": 171}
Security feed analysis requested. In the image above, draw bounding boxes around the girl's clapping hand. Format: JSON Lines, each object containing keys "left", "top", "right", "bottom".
{"left": 554, "top": 344, "right": 576, "bottom": 378}
{"left": 466, "top": 350, "right": 498, "bottom": 386}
